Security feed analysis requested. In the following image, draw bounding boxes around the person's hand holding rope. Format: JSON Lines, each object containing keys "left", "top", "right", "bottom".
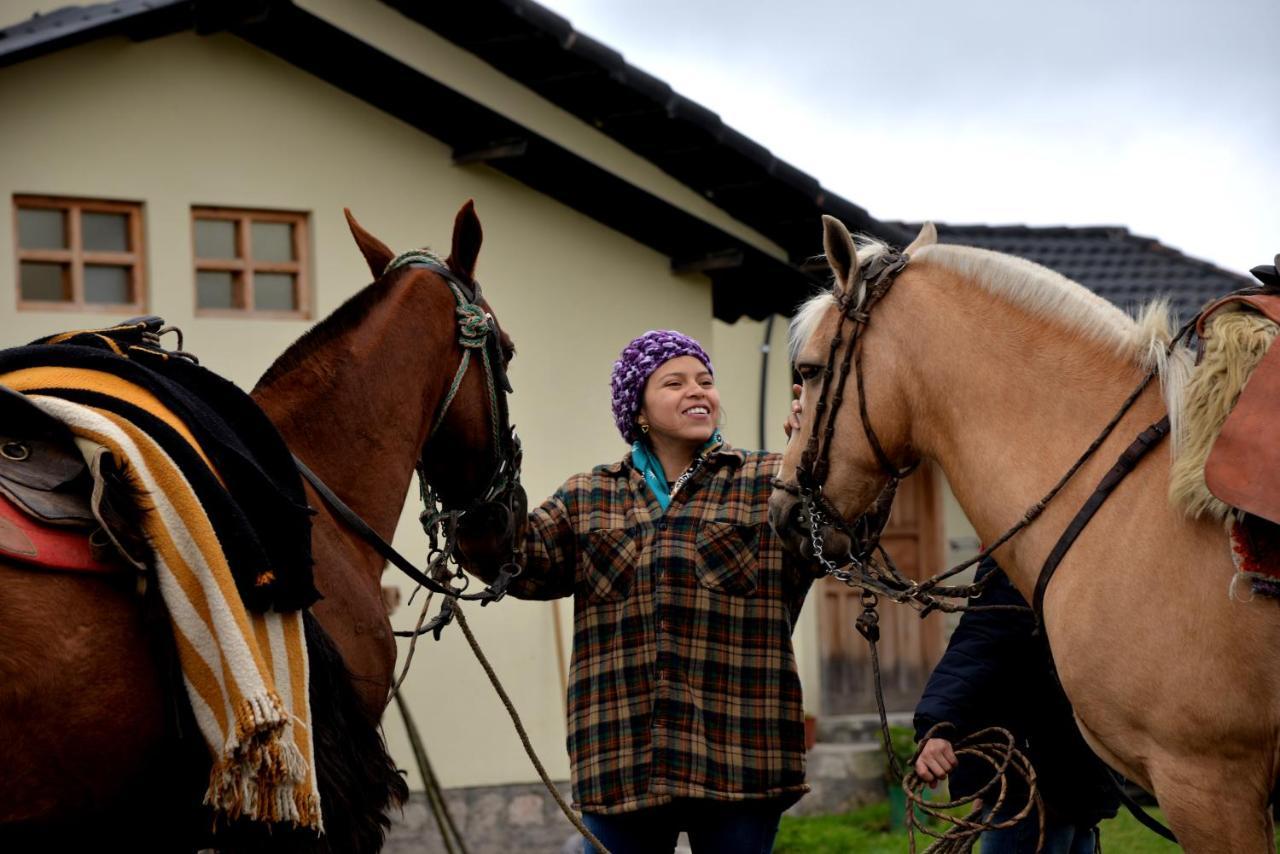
{"left": 916, "top": 736, "right": 960, "bottom": 788}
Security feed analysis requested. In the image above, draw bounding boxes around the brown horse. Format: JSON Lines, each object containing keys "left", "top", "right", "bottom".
{"left": 0, "top": 201, "right": 517, "bottom": 851}
{"left": 770, "top": 215, "right": 1280, "bottom": 852}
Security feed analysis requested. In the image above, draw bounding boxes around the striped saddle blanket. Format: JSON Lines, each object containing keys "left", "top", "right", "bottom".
{"left": 0, "top": 320, "right": 323, "bottom": 831}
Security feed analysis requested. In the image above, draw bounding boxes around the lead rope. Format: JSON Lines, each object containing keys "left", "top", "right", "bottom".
{"left": 452, "top": 605, "right": 611, "bottom": 854}
{"left": 856, "top": 593, "right": 1045, "bottom": 853}
{"left": 394, "top": 689, "right": 467, "bottom": 854}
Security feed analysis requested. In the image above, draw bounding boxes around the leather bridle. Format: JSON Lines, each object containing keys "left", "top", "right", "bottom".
{"left": 294, "top": 254, "right": 526, "bottom": 624}
{"left": 773, "top": 242, "right": 1186, "bottom": 844}
{"left": 773, "top": 248, "right": 914, "bottom": 579}
{"left": 773, "top": 247, "right": 1177, "bottom": 618}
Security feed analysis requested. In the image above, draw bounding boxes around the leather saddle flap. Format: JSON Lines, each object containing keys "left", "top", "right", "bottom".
{"left": 0, "top": 385, "right": 95, "bottom": 526}
{"left": 1205, "top": 313, "right": 1280, "bottom": 524}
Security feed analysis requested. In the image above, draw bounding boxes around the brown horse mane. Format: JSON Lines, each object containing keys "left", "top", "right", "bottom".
{"left": 255, "top": 248, "right": 514, "bottom": 395}
{"left": 254, "top": 271, "right": 404, "bottom": 392}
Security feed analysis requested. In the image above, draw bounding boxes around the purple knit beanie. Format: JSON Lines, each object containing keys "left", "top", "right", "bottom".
{"left": 610, "top": 330, "right": 713, "bottom": 443}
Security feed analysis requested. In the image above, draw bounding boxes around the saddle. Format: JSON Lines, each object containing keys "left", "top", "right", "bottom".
{"left": 1202, "top": 258, "right": 1280, "bottom": 526}
{"left": 0, "top": 386, "right": 123, "bottom": 572}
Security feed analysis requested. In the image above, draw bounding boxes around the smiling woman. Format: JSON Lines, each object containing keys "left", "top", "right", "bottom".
{"left": 455, "top": 328, "right": 824, "bottom": 854}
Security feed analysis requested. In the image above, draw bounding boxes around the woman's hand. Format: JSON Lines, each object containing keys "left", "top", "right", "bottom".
{"left": 915, "top": 737, "right": 958, "bottom": 787}
{"left": 783, "top": 384, "right": 803, "bottom": 440}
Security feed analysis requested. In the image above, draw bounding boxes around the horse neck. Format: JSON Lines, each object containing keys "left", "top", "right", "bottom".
{"left": 254, "top": 275, "right": 455, "bottom": 543}
{"left": 885, "top": 265, "right": 1166, "bottom": 600}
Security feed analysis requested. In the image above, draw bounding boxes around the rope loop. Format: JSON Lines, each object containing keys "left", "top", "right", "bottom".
{"left": 456, "top": 302, "right": 490, "bottom": 349}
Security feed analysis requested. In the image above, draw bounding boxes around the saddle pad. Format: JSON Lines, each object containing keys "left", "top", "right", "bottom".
{"left": 0, "top": 490, "right": 119, "bottom": 573}
{"left": 1205, "top": 297, "right": 1280, "bottom": 524}
{"left": 1196, "top": 292, "right": 1280, "bottom": 336}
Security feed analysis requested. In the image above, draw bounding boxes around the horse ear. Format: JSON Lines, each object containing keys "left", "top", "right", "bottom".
{"left": 344, "top": 208, "right": 395, "bottom": 279}
{"left": 906, "top": 222, "right": 938, "bottom": 255}
{"left": 822, "top": 215, "right": 858, "bottom": 292}
{"left": 448, "top": 199, "right": 483, "bottom": 281}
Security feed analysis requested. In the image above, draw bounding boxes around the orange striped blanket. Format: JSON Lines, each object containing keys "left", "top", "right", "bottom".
{"left": 1, "top": 377, "right": 322, "bottom": 831}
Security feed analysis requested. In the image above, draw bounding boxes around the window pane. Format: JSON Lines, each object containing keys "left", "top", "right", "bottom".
{"left": 254, "top": 273, "right": 297, "bottom": 311}
{"left": 251, "top": 220, "right": 294, "bottom": 263}
{"left": 197, "top": 270, "right": 237, "bottom": 309}
{"left": 195, "top": 218, "right": 238, "bottom": 259}
{"left": 82, "top": 211, "right": 130, "bottom": 253}
{"left": 17, "top": 207, "right": 67, "bottom": 250}
{"left": 19, "top": 262, "right": 69, "bottom": 301}
{"left": 84, "top": 265, "right": 131, "bottom": 304}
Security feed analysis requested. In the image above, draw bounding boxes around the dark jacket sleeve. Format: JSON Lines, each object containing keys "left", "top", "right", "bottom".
{"left": 911, "top": 558, "right": 1120, "bottom": 825}
{"left": 913, "top": 559, "right": 1034, "bottom": 741}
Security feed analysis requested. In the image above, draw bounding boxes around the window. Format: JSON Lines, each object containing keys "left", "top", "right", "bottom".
{"left": 14, "top": 196, "right": 145, "bottom": 311}
{"left": 192, "top": 207, "right": 309, "bottom": 317}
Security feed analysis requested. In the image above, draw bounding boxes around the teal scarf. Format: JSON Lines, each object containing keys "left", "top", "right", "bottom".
{"left": 631, "top": 431, "right": 723, "bottom": 510}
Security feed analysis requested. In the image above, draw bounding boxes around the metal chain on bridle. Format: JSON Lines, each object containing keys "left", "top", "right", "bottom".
{"left": 771, "top": 246, "right": 1192, "bottom": 852}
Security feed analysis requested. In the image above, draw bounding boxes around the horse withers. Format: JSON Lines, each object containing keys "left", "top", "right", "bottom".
{"left": 0, "top": 201, "right": 519, "bottom": 852}
{"left": 770, "top": 215, "right": 1280, "bottom": 853}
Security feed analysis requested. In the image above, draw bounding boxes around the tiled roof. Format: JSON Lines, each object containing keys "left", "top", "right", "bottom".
{"left": 915, "top": 224, "right": 1252, "bottom": 322}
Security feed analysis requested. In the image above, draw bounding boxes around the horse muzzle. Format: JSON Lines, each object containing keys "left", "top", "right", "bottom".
{"left": 769, "top": 488, "right": 854, "bottom": 563}
{"left": 769, "top": 491, "right": 810, "bottom": 556}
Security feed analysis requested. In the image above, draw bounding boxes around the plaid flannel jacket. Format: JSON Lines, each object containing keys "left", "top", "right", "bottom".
{"left": 507, "top": 444, "right": 822, "bottom": 814}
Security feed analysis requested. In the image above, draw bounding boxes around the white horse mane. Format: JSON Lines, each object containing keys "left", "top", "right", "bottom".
{"left": 789, "top": 235, "right": 1194, "bottom": 446}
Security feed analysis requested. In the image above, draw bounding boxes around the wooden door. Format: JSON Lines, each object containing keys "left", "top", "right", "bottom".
{"left": 818, "top": 463, "right": 948, "bottom": 715}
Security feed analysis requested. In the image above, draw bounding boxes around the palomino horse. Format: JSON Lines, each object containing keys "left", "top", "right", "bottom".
{"left": 770, "top": 216, "right": 1280, "bottom": 852}
{"left": 0, "top": 201, "right": 518, "bottom": 851}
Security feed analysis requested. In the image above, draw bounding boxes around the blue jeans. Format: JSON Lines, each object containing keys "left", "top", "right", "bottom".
{"left": 582, "top": 798, "right": 784, "bottom": 854}
{"left": 980, "top": 818, "right": 1099, "bottom": 854}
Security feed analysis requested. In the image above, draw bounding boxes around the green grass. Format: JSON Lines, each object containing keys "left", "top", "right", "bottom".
{"left": 776, "top": 802, "right": 1244, "bottom": 853}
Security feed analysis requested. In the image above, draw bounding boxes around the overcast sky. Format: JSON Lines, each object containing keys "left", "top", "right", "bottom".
{"left": 537, "top": 0, "right": 1278, "bottom": 276}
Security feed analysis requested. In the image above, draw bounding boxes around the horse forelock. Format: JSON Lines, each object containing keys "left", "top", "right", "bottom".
{"left": 789, "top": 235, "right": 896, "bottom": 364}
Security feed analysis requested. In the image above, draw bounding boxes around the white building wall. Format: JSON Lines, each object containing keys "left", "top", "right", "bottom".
{"left": 0, "top": 27, "right": 710, "bottom": 790}
{"left": 0, "top": 0, "right": 863, "bottom": 793}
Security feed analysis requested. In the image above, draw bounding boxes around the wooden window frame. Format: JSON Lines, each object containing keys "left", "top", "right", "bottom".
{"left": 192, "top": 207, "right": 311, "bottom": 319}
{"left": 13, "top": 195, "right": 146, "bottom": 313}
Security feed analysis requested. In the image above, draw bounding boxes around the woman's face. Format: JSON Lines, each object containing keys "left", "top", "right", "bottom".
{"left": 638, "top": 355, "right": 720, "bottom": 446}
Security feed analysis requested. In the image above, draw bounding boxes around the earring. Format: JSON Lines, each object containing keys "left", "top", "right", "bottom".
{"left": 639, "top": 423, "right": 650, "bottom": 434}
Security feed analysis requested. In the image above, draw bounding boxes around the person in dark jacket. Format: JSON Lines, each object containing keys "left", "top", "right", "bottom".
{"left": 913, "top": 559, "right": 1119, "bottom": 853}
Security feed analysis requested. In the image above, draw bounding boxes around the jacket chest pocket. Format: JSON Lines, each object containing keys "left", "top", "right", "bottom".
{"left": 581, "top": 527, "right": 637, "bottom": 602}
{"left": 695, "top": 521, "right": 760, "bottom": 597}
